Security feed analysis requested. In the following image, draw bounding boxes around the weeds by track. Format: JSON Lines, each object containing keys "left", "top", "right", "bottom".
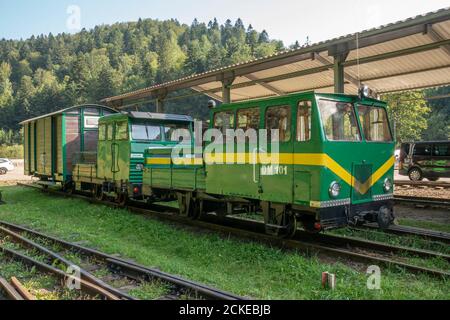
{"left": 14, "top": 183, "right": 450, "bottom": 280}
{"left": 0, "top": 218, "right": 244, "bottom": 301}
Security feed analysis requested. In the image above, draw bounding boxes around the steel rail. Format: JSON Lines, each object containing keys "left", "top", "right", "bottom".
{"left": 0, "top": 220, "right": 245, "bottom": 301}
{"left": 0, "top": 277, "right": 24, "bottom": 300}
{"left": 10, "top": 277, "right": 36, "bottom": 300}
{"left": 0, "top": 225, "right": 135, "bottom": 300}
{"left": 14, "top": 183, "right": 450, "bottom": 279}
{"left": 355, "top": 224, "right": 450, "bottom": 244}
{"left": 0, "top": 246, "right": 120, "bottom": 300}
{"left": 394, "top": 181, "right": 450, "bottom": 189}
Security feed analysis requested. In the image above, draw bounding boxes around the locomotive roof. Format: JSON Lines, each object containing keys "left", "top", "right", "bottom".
{"left": 20, "top": 104, "right": 117, "bottom": 125}
{"left": 127, "top": 112, "right": 193, "bottom": 122}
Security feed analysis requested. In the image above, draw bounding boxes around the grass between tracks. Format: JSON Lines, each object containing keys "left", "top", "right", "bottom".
{"left": 0, "top": 186, "right": 448, "bottom": 300}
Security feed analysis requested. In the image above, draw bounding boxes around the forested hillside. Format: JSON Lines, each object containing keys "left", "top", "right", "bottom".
{"left": 0, "top": 17, "right": 448, "bottom": 148}
{"left": 0, "top": 18, "right": 284, "bottom": 140}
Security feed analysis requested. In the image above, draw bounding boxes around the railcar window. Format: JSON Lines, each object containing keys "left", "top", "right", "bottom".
{"left": 164, "top": 123, "right": 191, "bottom": 142}
{"left": 318, "top": 100, "right": 360, "bottom": 141}
{"left": 99, "top": 124, "right": 106, "bottom": 141}
{"left": 131, "top": 124, "right": 161, "bottom": 141}
{"left": 237, "top": 108, "right": 260, "bottom": 130}
{"left": 214, "top": 111, "right": 235, "bottom": 134}
{"left": 297, "top": 101, "right": 312, "bottom": 141}
{"left": 358, "top": 106, "right": 392, "bottom": 142}
{"left": 266, "top": 106, "right": 291, "bottom": 142}
{"left": 413, "top": 144, "right": 431, "bottom": 156}
{"left": 433, "top": 144, "right": 449, "bottom": 157}
{"left": 115, "top": 121, "right": 129, "bottom": 140}
{"left": 106, "top": 124, "right": 113, "bottom": 141}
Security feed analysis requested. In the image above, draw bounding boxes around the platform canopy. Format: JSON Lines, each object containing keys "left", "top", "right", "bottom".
{"left": 102, "top": 8, "right": 450, "bottom": 110}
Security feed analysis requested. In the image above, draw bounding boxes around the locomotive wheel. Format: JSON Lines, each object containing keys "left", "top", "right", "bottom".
{"left": 284, "top": 214, "right": 298, "bottom": 238}
{"left": 94, "top": 185, "right": 105, "bottom": 201}
{"left": 62, "top": 182, "right": 73, "bottom": 194}
{"left": 377, "top": 206, "right": 394, "bottom": 229}
{"left": 117, "top": 193, "right": 128, "bottom": 207}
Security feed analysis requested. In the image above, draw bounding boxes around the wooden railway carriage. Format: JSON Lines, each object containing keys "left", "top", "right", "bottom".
{"left": 21, "top": 105, "right": 117, "bottom": 185}
{"left": 143, "top": 91, "right": 396, "bottom": 236}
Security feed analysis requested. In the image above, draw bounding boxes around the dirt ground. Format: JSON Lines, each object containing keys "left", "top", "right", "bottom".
{"left": 0, "top": 159, "right": 35, "bottom": 186}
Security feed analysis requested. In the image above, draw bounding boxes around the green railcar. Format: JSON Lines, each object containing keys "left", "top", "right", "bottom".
{"left": 21, "top": 105, "right": 117, "bottom": 184}
{"left": 143, "top": 91, "right": 395, "bottom": 236}
{"left": 72, "top": 112, "right": 193, "bottom": 202}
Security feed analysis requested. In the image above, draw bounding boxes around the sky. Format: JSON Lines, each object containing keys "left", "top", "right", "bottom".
{"left": 0, "top": 0, "right": 449, "bottom": 45}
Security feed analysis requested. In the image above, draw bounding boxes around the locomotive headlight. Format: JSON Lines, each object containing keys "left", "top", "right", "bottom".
{"left": 329, "top": 181, "right": 341, "bottom": 198}
{"left": 383, "top": 178, "right": 392, "bottom": 193}
{"left": 135, "top": 163, "right": 144, "bottom": 171}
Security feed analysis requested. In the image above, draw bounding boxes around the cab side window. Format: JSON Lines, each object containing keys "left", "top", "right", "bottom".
{"left": 99, "top": 124, "right": 106, "bottom": 141}
{"left": 214, "top": 111, "right": 235, "bottom": 134}
{"left": 237, "top": 108, "right": 260, "bottom": 130}
{"left": 297, "top": 101, "right": 312, "bottom": 141}
{"left": 266, "top": 105, "right": 291, "bottom": 142}
{"left": 115, "top": 121, "right": 129, "bottom": 140}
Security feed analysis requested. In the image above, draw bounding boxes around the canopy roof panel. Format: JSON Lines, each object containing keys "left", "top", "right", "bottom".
{"left": 102, "top": 8, "right": 450, "bottom": 108}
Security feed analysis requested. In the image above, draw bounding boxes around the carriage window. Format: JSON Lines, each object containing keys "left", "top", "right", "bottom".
{"left": 318, "top": 100, "right": 360, "bottom": 141}
{"left": 266, "top": 105, "right": 291, "bottom": 142}
{"left": 99, "top": 124, "right": 106, "bottom": 141}
{"left": 297, "top": 101, "right": 312, "bottom": 141}
{"left": 358, "top": 106, "right": 392, "bottom": 142}
{"left": 237, "top": 108, "right": 260, "bottom": 130}
{"left": 115, "top": 121, "right": 129, "bottom": 140}
{"left": 214, "top": 111, "right": 235, "bottom": 134}
{"left": 84, "top": 108, "right": 99, "bottom": 116}
{"left": 164, "top": 123, "right": 191, "bottom": 142}
{"left": 106, "top": 124, "right": 113, "bottom": 141}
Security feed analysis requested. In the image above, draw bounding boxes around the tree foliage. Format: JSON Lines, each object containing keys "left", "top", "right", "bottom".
{"left": 382, "top": 91, "right": 431, "bottom": 143}
{"left": 0, "top": 18, "right": 283, "bottom": 143}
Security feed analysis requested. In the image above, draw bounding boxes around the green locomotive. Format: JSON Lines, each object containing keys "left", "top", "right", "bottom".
{"left": 71, "top": 112, "right": 193, "bottom": 202}
{"left": 142, "top": 91, "right": 395, "bottom": 236}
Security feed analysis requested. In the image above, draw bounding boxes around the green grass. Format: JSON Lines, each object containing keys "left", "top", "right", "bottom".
{"left": 0, "top": 186, "right": 449, "bottom": 300}
{"left": 398, "top": 219, "right": 450, "bottom": 234}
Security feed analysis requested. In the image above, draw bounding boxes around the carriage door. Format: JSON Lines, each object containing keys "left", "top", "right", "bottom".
{"left": 293, "top": 100, "right": 313, "bottom": 204}
{"left": 259, "top": 103, "right": 294, "bottom": 203}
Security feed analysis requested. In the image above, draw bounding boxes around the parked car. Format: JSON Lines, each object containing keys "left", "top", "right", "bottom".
{"left": 0, "top": 158, "right": 15, "bottom": 175}
{"left": 399, "top": 141, "right": 450, "bottom": 181}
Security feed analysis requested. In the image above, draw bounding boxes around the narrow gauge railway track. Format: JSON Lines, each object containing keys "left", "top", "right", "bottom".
{"left": 355, "top": 224, "right": 450, "bottom": 244}
{"left": 0, "top": 219, "right": 244, "bottom": 301}
{"left": 15, "top": 183, "right": 450, "bottom": 279}
{"left": 394, "top": 195, "right": 450, "bottom": 209}
{"left": 0, "top": 243, "right": 121, "bottom": 300}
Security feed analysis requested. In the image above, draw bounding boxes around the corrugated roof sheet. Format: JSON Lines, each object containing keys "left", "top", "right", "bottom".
{"left": 102, "top": 7, "right": 450, "bottom": 107}
{"left": 20, "top": 104, "right": 117, "bottom": 124}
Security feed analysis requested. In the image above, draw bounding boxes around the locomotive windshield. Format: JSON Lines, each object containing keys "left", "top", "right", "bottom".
{"left": 318, "top": 100, "right": 361, "bottom": 141}
{"left": 131, "top": 124, "right": 162, "bottom": 141}
{"left": 357, "top": 105, "right": 393, "bottom": 142}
